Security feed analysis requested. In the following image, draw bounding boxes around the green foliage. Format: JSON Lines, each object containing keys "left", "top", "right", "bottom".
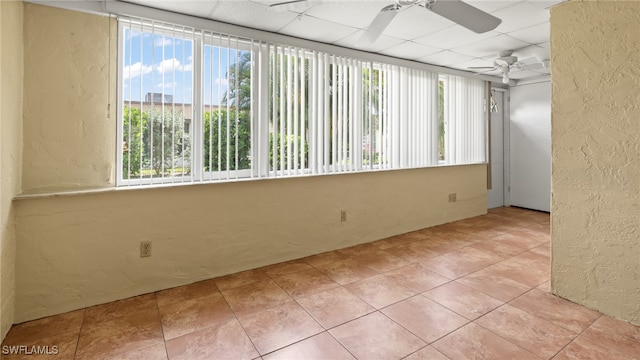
{"left": 269, "top": 132, "right": 308, "bottom": 171}
{"left": 203, "top": 109, "right": 251, "bottom": 171}
{"left": 122, "top": 106, "right": 189, "bottom": 177}
{"left": 122, "top": 106, "right": 146, "bottom": 178}
{"left": 144, "top": 107, "right": 189, "bottom": 176}
{"left": 223, "top": 51, "right": 252, "bottom": 111}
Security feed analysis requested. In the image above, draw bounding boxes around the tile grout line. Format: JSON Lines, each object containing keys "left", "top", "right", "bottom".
{"left": 72, "top": 308, "right": 87, "bottom": 360}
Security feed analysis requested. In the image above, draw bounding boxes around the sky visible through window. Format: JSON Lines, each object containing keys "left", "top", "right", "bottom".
{"left": 122, "top": 27, "right": 238, "bottom": 106}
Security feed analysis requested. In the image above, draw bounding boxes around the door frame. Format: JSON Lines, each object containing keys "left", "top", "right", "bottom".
{"left": 489, "top": 87, "right": 511, "bottom": 207}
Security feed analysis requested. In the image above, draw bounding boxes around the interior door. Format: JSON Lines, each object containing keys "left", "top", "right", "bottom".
{"left": 509, "top": 81, "right": 551, "bottom": 212}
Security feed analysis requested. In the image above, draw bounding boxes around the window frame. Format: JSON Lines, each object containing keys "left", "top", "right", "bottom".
{"left": 116, "top": 17, "right": 488, "bottom": 188}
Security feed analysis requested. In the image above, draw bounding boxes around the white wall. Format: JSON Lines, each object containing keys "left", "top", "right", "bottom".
{"left": 509, "top": 80, "right": 551, "bottom": 212}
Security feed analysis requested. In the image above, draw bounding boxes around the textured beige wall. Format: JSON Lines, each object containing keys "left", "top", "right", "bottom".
{"left": 22, "top": 4, "right": 116, "bottom": 194}
{"left": 551, "top": 1, "right": 640, "bottom": 325}
{"left": 0, "top": 0, "right": 23, "bottom": 340}
{"left": 15, "top": 165, "right": 487, "bottom": 322}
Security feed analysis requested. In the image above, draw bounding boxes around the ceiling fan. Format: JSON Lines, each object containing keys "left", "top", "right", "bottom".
{"left": 357, "top": 0, "right": 502, "bottom": 45}
{"left": 469, "top": 50, "right": 547, "bottom": 84}
{"left": 269, "top": 0, "right": 502, "bottom": 45}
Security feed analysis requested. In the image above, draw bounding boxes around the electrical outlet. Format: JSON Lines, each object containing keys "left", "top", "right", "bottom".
{"left": 341, "top": 210, "right": 347, "bottom": 222}
{"left": 448, "top": 193, "right": 457, "bottom": 203}
{"left": 140, "top": 241, "right": 152, "bottom": 258}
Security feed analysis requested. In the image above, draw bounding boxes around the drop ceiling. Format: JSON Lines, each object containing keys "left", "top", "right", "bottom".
{"left": 122, "top": 0, "right": 563, "bottom": 83}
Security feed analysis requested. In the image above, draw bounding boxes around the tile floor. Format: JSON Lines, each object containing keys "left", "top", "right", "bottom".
{"left": 3, "top": 207, "right": 640, "bottom": 360}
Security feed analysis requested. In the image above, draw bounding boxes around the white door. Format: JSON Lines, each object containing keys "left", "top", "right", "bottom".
{"left": 487, "top": 90, "right": 507, "bottom": 209}
{"left": 509, "top": 81, "right": 551, "bottom": 212}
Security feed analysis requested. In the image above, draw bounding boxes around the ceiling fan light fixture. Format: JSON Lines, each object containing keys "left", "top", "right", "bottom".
{"left": 502, "top": 73, "right": 509, "bottom": 84}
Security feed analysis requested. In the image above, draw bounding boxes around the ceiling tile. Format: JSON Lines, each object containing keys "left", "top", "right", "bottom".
{"left": 279, "top": 14, "right": 360, "bottom": 43}
{"left": 304, "top": 1, "right": 389, "bottom": 29}
{"left": 209, "top": 1, "right": 299, "bottom": 31}
{"left": 382, "top": 5, "right": 453, "bottom": 41}
{"left": 463, "top": 0, "right": 521, "bottom": 13}
{"left": 449, "top": 57, "right": 497, "bottom": 72}
{"left": 413, "top": 26, "right": 499, "bottom": 50}
{"left": 507, "top": 22, "right": 550, "bottom": 45}
{"left": 251, "top": 0, "right": 313, "bottom": 13}
{"left": 124, "top": 0, "right": 216, "bottom": 18}
{"left": 379, "top": 41, "right": 442, "bottom": 60}
{"left": 335, "top": 30, "right": 405, "bottom": 53}
{"left": 417, "top": 50, "right": 474, "bottom": 67}
{"left": 513, "top": 44, "right": 549, "bottom": 63}
{"left": 492, "top": 1, "right": 553, "bottom": 33}
{"left": 509, "top": 70, "right": 550, "bottom": 80}
{"left": 121, "top": 0, "right": 558, "bottom": 83}
{"left": 452, "top": 34, "right": 530, "bottom": 58}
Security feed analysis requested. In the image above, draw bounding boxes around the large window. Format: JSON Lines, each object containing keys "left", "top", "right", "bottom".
{"left": 117, "top": 18, "right": 486, "bottom": 187}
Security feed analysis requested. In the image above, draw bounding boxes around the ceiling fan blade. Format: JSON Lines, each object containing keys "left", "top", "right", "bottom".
{"left": 468, "top": 66, "right": 496, "bottom": 70}
{"left": 268, "top": 0, "right": 309, "bottom": 12}
{"left": 356, "top": 5, "right": 399, "bottom": 46}
{"left": 428, "top": 0, "right": 502, "bottom": 33}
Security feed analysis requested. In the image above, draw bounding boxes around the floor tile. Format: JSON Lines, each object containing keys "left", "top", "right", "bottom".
{"left": 108, "top": 343, "right": 168, "bottom": 360}
{"left": 214, "top": 268, "right": 271, "bottom": 291}
{"left": 495, "top": 227, "right": 547, "bottom": 249}
{"left": 2, "top": 309, "right": 84, "bottom": 345}
{"left": 314, "top": 259, "right": 378, "bottom": 285}
{"left": 296, "top": 286, "right": 375, "bottom": 329}
{"left": 420, "top": 246, "right": 502, "bottom": 280}
{"left": 336, "top": 243, "right": 378, "bottom": 258}
{"left": 159, "top": 292, "right": 235, "bottom": 340}
{"left": 83, "top": 294, "right": 158, "bottom": 325}
{"left": 271, "top": 268, "right": 339, "bottom": 298}
{"left": 456, "top": 268, "right": 531, "bottom": 302}
{"left": 469, "top": 236, "right": 529, "bottom": 258}
{"left": 552, "top": 326, "right": 638, "bottom": 360}
{"left": 262, "top": 259, "right": 314, "bottom": 276}
{"left": 536, "top": 281, "right": 550, "bottom": 292}
{"left": 403, "top": 346, "right": 450, "bottom": 360}
{"left": 351, "top": 249, "right": 410, "bottom": 272}
{"left": 370, "top": 235, "right": 405, "bottom": 250}
{"left": 423, "top": 282, "right": 503, "bottom": 320}
{"left": 220, "top": 279, "right": 291, "bottom": 317}
{"left": 476, "top": 304, "right": 577, "bottom": 359}
{"left": 487, "top": 255, "right": 549, "bottom": 287}
{"left": 383, "top": 263, "right": 450, "bottom": 293}
{"left": 398, "top": 229, "right": 432, "bottom": 242}
{"left": 583, "top": 315, "right": 640, "bottom": 358}
{"left": 237, "top": 301, "right": 324, "bottom": 355}
{"left": 329, "top": 312, "right": 425, "bottom": 360}
{"left": 381, "top": 296, "right": 468, "bottom": 343}
{"left": 165, "top": 318, "right": 258, "bottom": 360}
{"left": 303, "top": 250, "right": 350, "bottom": 268}
{"left": 344, "top": 274, "right": 416, "bottom": 309}
{"left": 510, "top": 289, "right": 601, "bottom": 333}
{"left": 1, "top": 329, "right": 80, "bottom": 360}
{"left": 76, "top": 310, "right": 164, "bottom": 360}
{"left": 262, "top": 332, "right": 355, "bottom": 360}
{"left": 156, "top": 279, "right": 218, "bottom": 308}
{"left": 433, "top": 323, "right": 540, "bottom": 360}
{"left": 384, "top": 242, "right": 441, "bottom": 263}
{"left": 529, "top": 242, "right": 551, "bottom": 257}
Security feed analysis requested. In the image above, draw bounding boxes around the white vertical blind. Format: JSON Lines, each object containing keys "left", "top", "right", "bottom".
{"left": 118, "top": 17, "right": 486, "bottom": 187}
{"left": 443, "top": 75, "right": 487, "bottom": 165}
